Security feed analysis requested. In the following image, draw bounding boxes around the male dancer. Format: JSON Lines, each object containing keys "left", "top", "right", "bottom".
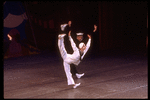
{"left": 60, "top": 21, "right": 85, "bottom": 78}
{"left": 70, "top": 24, "right": 97, "bottom": 77}
{"left": 58, "top": 31, "right": 91, "bottom": 88}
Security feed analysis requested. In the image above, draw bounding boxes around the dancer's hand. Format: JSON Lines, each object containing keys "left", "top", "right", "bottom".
{"left": 68, "top": 21, "right": 72, "bottom": 27}
{"left": 7, "top": 34, "right": 12, "bottom": 41}
{"left": 93, "top": 24, "right": 97, "bottom": 32}
{"left": 87, "top": 34, "right": 91, "bottom": 39}
{"left": 68, "top": 31, "right": 71, "bottom": 36}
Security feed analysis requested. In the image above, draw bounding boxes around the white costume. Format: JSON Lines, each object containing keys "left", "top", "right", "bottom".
{"left": 58, "top": 34, "right": 91, "bottom": 85}
{"left": 60, "top": 24, "right": 68, "bottom": 31}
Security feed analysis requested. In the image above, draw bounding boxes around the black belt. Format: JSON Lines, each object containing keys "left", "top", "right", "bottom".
{"left": 80, "top": 51, "right": 83, "bottom": 61}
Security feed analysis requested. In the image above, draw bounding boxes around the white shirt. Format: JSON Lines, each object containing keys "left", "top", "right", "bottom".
{"left": 64, "top": 36, "right": 91, "bottom": 65}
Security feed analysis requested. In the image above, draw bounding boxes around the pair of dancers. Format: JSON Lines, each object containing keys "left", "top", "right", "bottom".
{"left": 58, "top": 21, "right": 97, "bottom": 88}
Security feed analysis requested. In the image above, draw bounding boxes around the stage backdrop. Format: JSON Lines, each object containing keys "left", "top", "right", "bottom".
{"left": 98, "top": 1, "right": 147, "bottom": 51}
{"left": 98, "top": 2, "right": 124, "bottom": 50}
{"left": 3, "top": 1, "right": 28, "bottom": 41}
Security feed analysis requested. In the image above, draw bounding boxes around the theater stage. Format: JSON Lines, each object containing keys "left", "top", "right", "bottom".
{"left": 3, "top": 51, "right": 148, "bottom": 99}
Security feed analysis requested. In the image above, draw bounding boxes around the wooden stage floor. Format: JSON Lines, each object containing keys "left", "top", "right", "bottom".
{"left": 3, "top": 51, "right": 148, "bottom": 99}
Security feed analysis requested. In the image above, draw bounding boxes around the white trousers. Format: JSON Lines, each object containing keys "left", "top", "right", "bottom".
{"left": 58, "top": 37, "right": 75, "bottom": 85}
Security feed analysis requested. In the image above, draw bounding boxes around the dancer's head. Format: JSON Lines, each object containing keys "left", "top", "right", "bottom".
{"left": 79, "top": 42, "right": 86, "bottom": 52}
{"left": 76, "top": 33, "right": 84, "bottom": 42}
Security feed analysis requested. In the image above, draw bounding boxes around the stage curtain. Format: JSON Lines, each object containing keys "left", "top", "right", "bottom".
{"left": 98, "top": 1, "right": 124, "bottom": 50}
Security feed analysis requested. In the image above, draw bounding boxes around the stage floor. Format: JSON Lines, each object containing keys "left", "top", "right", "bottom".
{"left": 3, "top": 51, "right": 148, "bottom": 99}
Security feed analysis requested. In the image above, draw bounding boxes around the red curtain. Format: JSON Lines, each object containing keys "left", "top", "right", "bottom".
{"left": 98, "top": 2, "right": 124, "bottom": 50}
{"left": 44, "top": 21, "right": 47, "bottom": 28}
{"left": 49, "top": 20, "right": 54, "bottom": 29}
{"left": 39, "top": 19, "right": 42, "bottom": 26}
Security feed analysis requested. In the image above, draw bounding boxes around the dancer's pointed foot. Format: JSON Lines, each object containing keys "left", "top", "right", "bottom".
{"left": 76, "top": 73, "right": 84, "bottom": 79}
{"left": 73, "top": 83, "right": 81, "bottom": 89}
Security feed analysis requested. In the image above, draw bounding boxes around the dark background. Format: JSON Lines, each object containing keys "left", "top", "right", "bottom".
{"left": 22, "top": 1, "right": 148, "bottom": 56}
